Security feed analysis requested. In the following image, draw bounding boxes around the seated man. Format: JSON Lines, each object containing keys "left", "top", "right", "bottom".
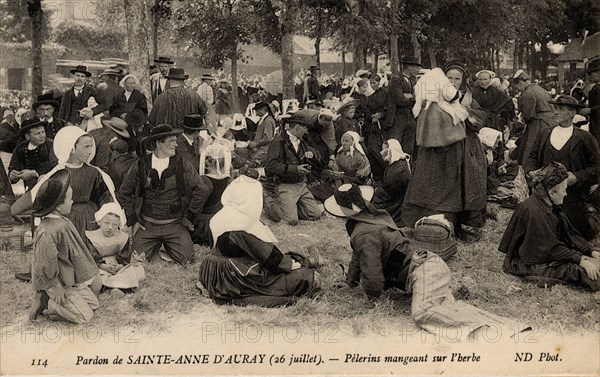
{"left": 499, "top": 162, "right": 600, "bottom": 291}
{"left": 9, "top": 119, "right": 57, "bottom": 191}
{"left": 264, "top": 110, "right": 323, "bottom": 225}
{"left": 117, "top": 124, "right": 211, "bottom": 265}
{"left": 325, "top": 183, "right": 509, "bottom": 337}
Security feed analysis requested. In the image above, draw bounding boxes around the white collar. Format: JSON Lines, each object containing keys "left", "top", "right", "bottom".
{"left": 43, "top": 213, "right": 62, "bottom": 219}
{"left": 46, "top": 117, "right": 53, "bottom": 123}
{"left": 258, "top": 113, "right": 268, "bottom": 123}
{"left": 183, "top": 133, "right": 195, "bottom": 145}
{"left": 151, "top": 153, "right": 170, "bottom": 177}
{"left": 286, "top": 130, "right": 300, "bottom": 143}
{"left": 27, "top": 142, "right": 40, "bottom": 150}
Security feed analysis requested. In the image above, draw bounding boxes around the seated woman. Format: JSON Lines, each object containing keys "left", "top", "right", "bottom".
{"left": 198, "top": 175, "right": 321, "bottom": 307}
{"left": 192, "top": 142, "right": 232, "bottom": 246}
{"left": 371, "top": 139, "right": 411, "bottom": 226}
{"left": 323, "top": 131, "right": 371, "bottom": 186}
{"left": 499, "top": 162, "right": 600, "bottom": 291}
{"left": 85, "top": 202, "right": 145, "bottom": 293}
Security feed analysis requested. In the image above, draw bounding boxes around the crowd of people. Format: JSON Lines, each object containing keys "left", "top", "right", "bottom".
{"left": 1, "top": 54, "right": 599, "bottom": 333}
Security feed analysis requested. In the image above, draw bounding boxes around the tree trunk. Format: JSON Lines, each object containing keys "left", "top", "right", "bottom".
{"left": 28, "top": 0, "right": 43, "bottom": 98}
{"left": 280, "top": 2, "right": 295, "bottom": 99}
{"left": 353, "top": 37, "right": 365, "bottom": 71}
{"left": 427, "top": 39, "right": 437, "bottom": 68}
{"left": 362, "top": 47, "right": 368, "bottom": 69}
{"left": 410, "top": 23, "right": 421, "bottom": 63}
{"left": 231, "top": 45, "right": 239, "bottom": 113}
{"left": 390, "top": 33, "right": 399, "bottom": 75}
{"left": 153, "top": 0, "right": 160, "bottom": 60}
{"left": 495, "top": 48, "right": 501, "bottom": 74}
{"left": 341, "top": 49, "right": 346, "bottom": 78}
{"left": 373, "top": 53, "right": 378, "bottom": 73}
{"left": 123, "top": 0, "right": 152, "bottom": 111}
{"left": 513, "top": 41, "right": 519, "bottom": 71}
{"left": 315, "top": 36, "right": 321, "bottom": 71}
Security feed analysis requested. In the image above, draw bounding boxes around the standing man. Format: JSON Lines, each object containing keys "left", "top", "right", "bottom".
{"left": 98, "top": 68, "right": 124, "bottom": 110}
{"left": 58, "top": 65, "right": 107, "bottom": 128}
{"left": 248, "top": 101, "right": 277, "bottom": 164}
{"left": 303, "top": 66, "right": 320, "bottom": 105}
{"left": 32, "top": 93, "right": 65, "bottom": 139}
{"left": 581, "top": 59, "right": 600, "bottom": 145}
{"left": 176, "top": 114, "right": 207, "bottom": 172}
{"left": 150, "top": 56, "right": 174, "bottom": 102}
{"left": 196, "top": 73, "right": 216, "bottom": 127}
{"left": 117, "top": 124, "right": 211, "bottom": 265}
{"left": 149, "top": 68, "right": 208, "bottom": 128}
{"left": 385, "top": 56, "right": 421, "bottom": 156}
{"left": 524, "top": 95, "right": 600, "bottom": 240}
{"left": 8, "top": 120, "right": 57, "bottom": 191}
{"left": 264, "top": 110, "right": 324, "bottom": 225}
{"left": 511, "top": 69, "right": 555, "bottom": 165}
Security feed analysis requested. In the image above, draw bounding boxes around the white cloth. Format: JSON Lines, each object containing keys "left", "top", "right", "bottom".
{"left": 199, "top": 142, "right": 232, "bottom": 179}
{"left": 386, "top": 139, "right": 409, "bottom": 164}
{"left": 151, "top": 153, "right": 170, "bottom": 178}
{"left": 550, "top": 126, "right": 574, "bottom": 151}
{"left": 29, "top": 126, "right": 118, "bottom": 223}
{"left": 412, "top": 67, "right": 469, "bottom": 125}
{"left": 210, "top": 176, "right": 277, "bottom": 244}
{"left": 124, "top": 91, "right": 132, "bottom": 101}
{"left": 119, "top": 74, "right": 140, "bottom": 88}
{"left": 338, "top": 131, "right": 365, "bottom": 157}
{"left": 286, "top": 131, "right": 301, "bottom": 153}
{"left": 94, "top": 202, "right": 127, "bottom": 228}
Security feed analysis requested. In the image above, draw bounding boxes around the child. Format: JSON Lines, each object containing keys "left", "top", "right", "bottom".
{"left": 30, "top": 169, "right": 101, "bottom": 324}
{"left": 86, "top": 202, "right": 146, "bottom": 293}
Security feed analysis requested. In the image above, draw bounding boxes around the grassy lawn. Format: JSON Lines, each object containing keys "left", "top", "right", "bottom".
{"left": 1, "top": 204, "right": 599, "bottom": 338}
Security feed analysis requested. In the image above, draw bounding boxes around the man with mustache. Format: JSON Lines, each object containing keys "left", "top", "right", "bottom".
{"left": 33, "top": 93, "right": 65, "bottom": 139}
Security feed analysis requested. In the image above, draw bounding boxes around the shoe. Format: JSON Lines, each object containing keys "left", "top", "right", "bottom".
{"left": 109, "top": 288, "right": 125, "bottom": 299}
{"left": 15, "top": 271, "right": 31, "bottom": 282}
{"left": 456, "top": 226, "right": 482, "bottom": 243}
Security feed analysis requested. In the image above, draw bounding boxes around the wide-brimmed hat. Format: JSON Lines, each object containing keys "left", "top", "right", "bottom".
{"left": 324, "top": 183, "right": 374, "bottom": 218}
{"left": 587, "top": 59, "right": 600, "bottom": 74}
{"left": 154, "top": 56, "right": 174, "bottom": 64}
{"left": 309, "top": 65, "right": 319, "bottom": 71}
{"left": 125, "top": 108, "right": 148, "bottom": 127}
{"left": 182, "top": 114, "right": 208, "bottom": 130}
{"left": 200, "top": 73, "right": 215, "bottom": 81}
{"left": 32, "top": 169, "right": 71, "bottom": 217}
{"left": 165, "top": 68, "right": 189, "bottom": 80}
{"left": 99, "top": 68, "right": 121, "bottom": 77}
{"left": 548, "top": 94, "right": 585, "bottom": 109}
{"left": 254, "top": 101, "right": 271, "bottom": 111}
{"left": 144, "top": 124, "right": 182, "bottom": 142}
{"left": 355, "top": 69, "right": 371, "bottom": 78}
{"left": 32, "top": 93, "right": 59, "bottom": 110}
{"left": 399, "top": 56, "right": 422, "bottom": 67}
{"left": 70, "top": 65, "right": 92, "bottom": 77}
{"left": 100, "top": 116, "right": 130, "bottom": 138}
{"left": 18, "top": 119, "right": 47, "bottom": 138}
{"left": 336, "top": 98, "right": 359, "bottom": 114}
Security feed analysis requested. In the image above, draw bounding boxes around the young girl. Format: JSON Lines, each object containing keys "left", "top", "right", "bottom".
{"left": 86, "top": 202, "right": 145, "bottom": 292}
{"left": 30, "top": 170, "right": 101, "bottom": 324}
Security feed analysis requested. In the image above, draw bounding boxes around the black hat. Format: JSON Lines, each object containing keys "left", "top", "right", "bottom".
{"left": 125, "top": 108, "right": 148, "bottom": 127}
{"left": 165, "top": 68, "right": 189, "bottom": 80}
{"left": 32, "top": 169, "right": 71, "bottom": 217}
{"left": 18, "top": 119, "right": 47, "bottom": 138}
{"left": 548, "top": 94, "right": 585, "bottom": 109}
{"left": 444, "top": 60, "right": 467, "bottom": 75}
{"left": 284, "top": 109, "right": 316, "bottom": 127}
{"left": 70, "top": 65, "right": 92, "bottom": 77}
{"left": 32, "top": 93, "right": 59, "bottom": 110}
{"left": 145, "top": 124, "right": 182, "bottom": 142}
{"left": 109, "top": 138, "right": 129, "bottom": 154}
{"left": 99, "top": 68, "right": 121, "bottom": 77}
{"left": 254, "top": 101, "right": 271, "bottom": 110}
{"left": 309, "top": 65, "right": 319, "bottom": 71}
{"left": 399, "top": 56, "right": 422, "bottom": 67}
{"left": 587, "top": 59, "right": 600, "bottom": 74}
{"left": 154, "top": 56, "right": 174, "bottom": 64}
{"left": 182, "top": 114, "right": 208, "bottom": 130}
